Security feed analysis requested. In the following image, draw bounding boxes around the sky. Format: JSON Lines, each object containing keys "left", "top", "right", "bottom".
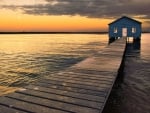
{"left": 0, "top": 0, "right": 150, "bottom": 32}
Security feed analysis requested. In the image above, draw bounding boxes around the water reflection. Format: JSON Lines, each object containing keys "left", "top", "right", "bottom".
{"left": 126, "top": 38, "right": 141, "bottom": 56}
{"left": 133, "top": 40, "right": 141, "bottom": 50}
{"left": 0, "top": 34, "right": 108, "bottom": 88}
{"left": 103, "top": 34, "right": 150, "bottom": 113}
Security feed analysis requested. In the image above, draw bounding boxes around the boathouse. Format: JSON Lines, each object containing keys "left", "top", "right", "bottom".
{"left": 108, "top": 16, "right": 142, "bottom": 40}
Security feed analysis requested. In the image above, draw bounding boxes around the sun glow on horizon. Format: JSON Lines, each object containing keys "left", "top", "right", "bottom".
{"left": 0, "top": 8, "right": 149, "bottom": 32}
{"left": 0, "top": 9, "right": 110, "bottom": 32}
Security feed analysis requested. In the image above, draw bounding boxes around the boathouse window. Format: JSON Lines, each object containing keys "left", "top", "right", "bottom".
{"left": 132, "top": 27, "right": 136, "bottom": 33}
{"left": 114, "top": 27, "right": 118, "bottom": 33}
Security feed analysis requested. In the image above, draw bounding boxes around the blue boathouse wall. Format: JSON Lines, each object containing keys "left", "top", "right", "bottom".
{"left": 108, "top": 16, "right": 142, "bottom": 39}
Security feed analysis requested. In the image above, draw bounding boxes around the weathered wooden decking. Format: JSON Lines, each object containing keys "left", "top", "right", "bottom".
{"left": 0, "top": 38, "right": 126, "bottom": 113}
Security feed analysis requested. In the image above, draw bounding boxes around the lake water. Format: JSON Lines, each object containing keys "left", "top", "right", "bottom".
{"left": 0, "top": 34, "right": 149, "bottom": 113}
{"left": 103, "top": 33, "right": 150, "bottom": 113}
{"left": 0, "top": 34, "right": 108, "bottom": 87}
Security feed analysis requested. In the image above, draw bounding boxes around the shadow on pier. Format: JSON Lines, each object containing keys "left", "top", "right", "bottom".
{"left": 102, "top": 38, "right": 141, "bottom": 113}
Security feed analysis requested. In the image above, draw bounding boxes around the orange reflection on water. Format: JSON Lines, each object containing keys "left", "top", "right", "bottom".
{"left": 0, "top": 34, "right": 108, "bottom": 89}
{"left": 0, "top": 34, "right": 108, "bottom": 54}
{"left": 0, "top": 86, "right": 19, "bottom": 96}
{"left": 141, "top": 33, "right": 150, "bottom": 60}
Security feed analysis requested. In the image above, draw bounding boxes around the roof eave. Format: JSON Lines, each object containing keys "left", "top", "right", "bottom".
{"left": 108, "top": 16, "right": 142, "bottom": 25}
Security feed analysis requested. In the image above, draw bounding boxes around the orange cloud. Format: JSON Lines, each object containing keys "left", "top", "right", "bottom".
{"left": 0, "top": 9, "right": 147, "bottom": 32}
{"left": 0, "top": 9, "right": 110, "bottom": 32}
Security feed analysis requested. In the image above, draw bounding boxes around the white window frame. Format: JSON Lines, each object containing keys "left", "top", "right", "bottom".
{"left": 114, "top": 27, "right": 117, "bottom": 33}
{"left": 132, "top": 27, "right": 136, "bottom": 33}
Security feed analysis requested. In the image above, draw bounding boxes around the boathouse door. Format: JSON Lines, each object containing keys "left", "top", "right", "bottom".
{"left": 122, "top": 28, "right": 127, "bottom": 37}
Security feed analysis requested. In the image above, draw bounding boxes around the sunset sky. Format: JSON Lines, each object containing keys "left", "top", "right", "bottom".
{"left": 0, "top": 0, "right": 150, "bottom": 32}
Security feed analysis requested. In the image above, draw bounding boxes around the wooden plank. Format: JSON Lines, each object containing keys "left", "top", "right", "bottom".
{"left": 71, "top": 56, "right": 121, "bottom": 72}
{"left": 6, "top": 92, "right": 100, "bottom": 113}
{"left": 53, "top": 72, "right": 115, "bottom": 81}
{"left": 0, "top": 105, "right": 27, "bottom": 113}
{"left": 0, "top": 97, "right": 68, "bottom": 113}
{"left": 34, "top": 82, "right": 107, "bottom": 96}
{"left": 43, "top": 76, "right": 112, "bottom": 86}
{"left": 16, "top": 89, "right": 103, "bottom": 109}
{"left": 40, "top": 78, "right": 111, "bottom": 90}
{"left": 66, "top": 70, "right": 115, "bottom": 77}
{"left": 100, "top": 51, "right": 124, "bottom": 56}
{"left": 65, "top": 69, "right": 117, "bottom": 78}
{"left": 38, "top": 79, "right": 109, "bottom": 94}
{"left": 45, "top": 73, "right": 113, "bottom": 84}
{"left": 25, "top": 85, "right": 105, "bottom": 103}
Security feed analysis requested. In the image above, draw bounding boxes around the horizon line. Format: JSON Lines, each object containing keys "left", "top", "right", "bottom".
{"left": 0, "top": 31, "right": 150, "bottom": 34}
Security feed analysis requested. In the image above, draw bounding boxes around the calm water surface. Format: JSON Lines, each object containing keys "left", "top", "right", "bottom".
{"left": 103, "top": 33, "right": 150, "bottom": 113}
{"left": 0, "top": 34, "right": 108, "bottom": 87}
{"left": 1, "top": 34, "right": 149, "bottom": 112}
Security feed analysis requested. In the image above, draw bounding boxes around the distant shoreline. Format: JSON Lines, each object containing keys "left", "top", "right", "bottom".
{"left": 0, "top": 32, "right": 149, "bottom": 34}
{"left": 0, "top": 32, "right": 108, "bottom": 34}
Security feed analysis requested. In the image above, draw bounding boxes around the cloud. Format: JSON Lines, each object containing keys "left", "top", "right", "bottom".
{"left": 0, "top": 0, "right": 47, "bottom": 5}
{"left": 0, "top": 0, "right": 150, "bottom": 19}
{"left": 144, "top": 20, "right": 150, "bottom": 24}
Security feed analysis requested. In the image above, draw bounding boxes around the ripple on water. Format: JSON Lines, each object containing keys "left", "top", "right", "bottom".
{"left": 0, "top": 34, "right": 108, "bottom": 89}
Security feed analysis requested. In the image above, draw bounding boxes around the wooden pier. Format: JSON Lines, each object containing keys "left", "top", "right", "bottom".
{"left": 0, "top": 38, "right": 126, "bottom": 113}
